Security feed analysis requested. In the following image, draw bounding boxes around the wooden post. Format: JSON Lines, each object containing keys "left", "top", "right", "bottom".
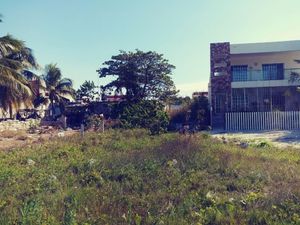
{"left": 80, "top": 124, "right": 84, "bottom": 138}
{"left": 101, "top": 120, "right": 105, "bottom": 133}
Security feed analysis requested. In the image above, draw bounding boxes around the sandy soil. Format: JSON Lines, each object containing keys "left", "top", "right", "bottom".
{"left": 212, "top": 130, "right": 300, "bottom": 149}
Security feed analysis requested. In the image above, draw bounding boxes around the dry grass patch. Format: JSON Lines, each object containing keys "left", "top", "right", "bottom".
{"left": 0, "top": 130, "right": 27, "bottom": 139}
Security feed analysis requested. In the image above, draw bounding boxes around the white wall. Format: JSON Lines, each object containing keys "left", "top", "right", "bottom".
{"left": 231, "top": 50, "right": 300, "bottom": 69}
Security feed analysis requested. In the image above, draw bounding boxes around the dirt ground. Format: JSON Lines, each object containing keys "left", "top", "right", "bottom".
{"left": 212, "top": 130, "right": 300, "bottom": 149}
{"left": 0, "top": 128, "right": 78, "bottom": 151}
{"left": 2, "top": 128, "right": 300, "bottom": 151}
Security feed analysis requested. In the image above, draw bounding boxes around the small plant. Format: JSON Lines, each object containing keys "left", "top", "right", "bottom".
{"left": 20, "top": 200, "right": 43, "bottom": 225}
{"left": 249, "top": 140, "right": 272, "bottom": 148}
{"left": 63, "top": 194, "right": 77, "bottom": 225}
{"left": 255, "top": 141, "right": 272, "bottom": 148}
{"left": 84, "top": 114, "right": 104, "bottom": 131}
{"left": 28, "top": 121, "right": 38, "bottom": 134}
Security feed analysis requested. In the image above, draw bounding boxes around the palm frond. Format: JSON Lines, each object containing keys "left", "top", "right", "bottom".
{"left": 0, "top": 35, "right": 25, "bottom": 57}
{"left": 0, "top": 34, "right": 38, "bottom": 114}
{"left": 33, "top": 94, "right": 49, "bottom": 108}
{"left": 0, "top": 57, "right": 23, "bottom": 71}
{"left": 43, "top": 63, "right": 62, "bottom": 87}
{"left": 56, "top": 78, "right": 73, "bottom": 89}
{"left": 7, "top": 47, "right": 38, "bottom": 69}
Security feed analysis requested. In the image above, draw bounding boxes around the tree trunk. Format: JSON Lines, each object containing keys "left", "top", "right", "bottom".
{"left": 8, "top": 105, "right": 13, "bottom": 119}
{"left": 51, "top": 99, "right": 55, "bottom": 119}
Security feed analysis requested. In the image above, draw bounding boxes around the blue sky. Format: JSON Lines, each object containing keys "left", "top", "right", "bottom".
{"left": 1, "top": 0, "right": 300, "bottom": 96}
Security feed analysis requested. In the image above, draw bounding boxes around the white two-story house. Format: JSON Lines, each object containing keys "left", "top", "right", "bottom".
{"left": 209, "top": 40, "right": 300, "bottom": 130}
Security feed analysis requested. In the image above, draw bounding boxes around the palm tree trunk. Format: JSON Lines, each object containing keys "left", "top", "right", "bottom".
{"left": 50, "top": 99, "right": 55, "bottom": 119}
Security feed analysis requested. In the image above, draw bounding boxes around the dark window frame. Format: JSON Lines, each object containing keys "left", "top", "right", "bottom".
{"left": 231, "top": 65, "right": 248, "bottom": 81}
{"left": 262, "top": 63, "right": 284, "bottom": 80}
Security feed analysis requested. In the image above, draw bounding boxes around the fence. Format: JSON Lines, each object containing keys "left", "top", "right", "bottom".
{"left": 225, "top": 111, "right": 300, "bottom": 131}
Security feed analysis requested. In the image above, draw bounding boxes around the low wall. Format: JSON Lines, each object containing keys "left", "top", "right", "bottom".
{"left": 0, "top": 119, "right": 40, "bottom": 132}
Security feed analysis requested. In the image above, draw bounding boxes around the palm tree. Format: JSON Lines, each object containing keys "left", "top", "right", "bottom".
{"left": 42, "top": 64, "right": 74, "bottom": 117}
{"left": 0, "top": 35, "right": 38, "bottom": 118}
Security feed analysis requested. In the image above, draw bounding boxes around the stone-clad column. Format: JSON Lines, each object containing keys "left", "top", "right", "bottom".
{"left": 210, "top": 42, "right": 232, "bottom": 129}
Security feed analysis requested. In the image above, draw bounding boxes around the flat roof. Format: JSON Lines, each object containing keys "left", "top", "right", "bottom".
{"left": 230, "top": 40, "right": 300, "bottom": 54}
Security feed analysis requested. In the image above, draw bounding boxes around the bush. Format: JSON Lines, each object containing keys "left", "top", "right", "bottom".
{"left": 169, "top": 95, "right": 210, "bottom": 131}
{"left": 112, "top": 100, "right": 169, "bottom": 135}
{"left": 84, "top": 114, "right": 104, "bottom": 131}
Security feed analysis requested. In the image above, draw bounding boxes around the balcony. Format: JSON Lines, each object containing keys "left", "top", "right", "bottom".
{"left": 231, "top": 68, "right": 300, "bottom": 88}
{"left": 232, "top": 68, "right": 300, "bottom": 82}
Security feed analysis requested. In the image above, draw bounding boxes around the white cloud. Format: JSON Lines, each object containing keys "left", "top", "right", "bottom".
{"left": 176, "top": 81, "right": 208, "bottom": 97}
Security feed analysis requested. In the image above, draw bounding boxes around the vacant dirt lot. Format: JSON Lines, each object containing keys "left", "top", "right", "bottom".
{"left": 212, "top": 130, "right": 300, "bottom": 148}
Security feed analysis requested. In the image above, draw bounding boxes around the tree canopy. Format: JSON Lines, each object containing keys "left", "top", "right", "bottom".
{"left": 0, "top": 35, "right": 38, "bottom": 117}
{"left": 76, "top": 80, "right": 97, "bottom": 100}
{"left": 97, "top": 50, "right": 177, "bottom": 102}
{"left": 42, "top": 63, "right": 75, "bottom": 104}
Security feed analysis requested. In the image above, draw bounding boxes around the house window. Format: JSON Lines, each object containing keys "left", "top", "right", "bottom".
{"left": 232, "top": 89, "right": 245, "bottom": 112}
{"left": 258, "top": 88, "right": 271, "bottom": 111}
{"left": 231, "top": 65, "right": 248, "bottom": 81}
{"left": 262, "top": 63, "right": 284, "bottom": 80}
{"left": 272, "top": 90, "right": 285, "bottom": 111}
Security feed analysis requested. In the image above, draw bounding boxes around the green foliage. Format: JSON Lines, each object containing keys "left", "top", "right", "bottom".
{"left": 84, "top": 114, "right": 104, "bottom": 131}
{"left": 252, "top": 140, "right": 272, "bottom": 148}
{"left": 190, "top": 95, "right": 210, "bottom": 127}
{"left": 63, "top": 195, "right": 78, "bottom": 225}
{"left": 76, "top": 80, "right": 97, "bottom": 101}
{"left": 115, "top": 100, "right": 169, "bottom": 134}
{"left": 0, "top": 34, "right": 38, "bottom": 117}
{"left": 20, "top": 200, "right": 43, "bottom": 225}
{"left": 27, "top": 120, "right": 39, "bottom": 134}
{"left": 43, "top": 63, "right": 75, "bottom": 104}
{"left": 0, "top": 130, "right": 300, "bottom": 224}
{"left": 97, "top": 50, "right": 177, "bottom": 102}
{"left": 169, "top": 95, "right": 210, "bottom": 130}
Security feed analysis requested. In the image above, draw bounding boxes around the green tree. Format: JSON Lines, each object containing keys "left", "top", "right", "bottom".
{"left": 42, "top": 64, "right": 75, "bottom": 116}
{"left": 97, "top": 50, "right": 177, "bottom": 102}
{"left": 169, "top": 96, "right": 210, "bottom": 130}
{"left": 0, "top": 35, "right": 38, "bottom": 118}
{"left": 190, "top": 95, "right": 210, "bottom": 128}
{"left": 76, "top": 80, "right": 97, "bottom": 101}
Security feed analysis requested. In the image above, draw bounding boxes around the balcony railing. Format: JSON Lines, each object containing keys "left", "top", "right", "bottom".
{"left": 232, "top": 68, "right": 300, "bottom": 82}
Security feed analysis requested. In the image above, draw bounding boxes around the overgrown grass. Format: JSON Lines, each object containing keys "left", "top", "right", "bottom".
{"left": 0, "top": 129, "right": 300, "bottom": 224}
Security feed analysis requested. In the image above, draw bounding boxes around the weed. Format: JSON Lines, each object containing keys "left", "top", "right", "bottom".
{"left": 0, "top": 130, "right": 299, "bottom": 224}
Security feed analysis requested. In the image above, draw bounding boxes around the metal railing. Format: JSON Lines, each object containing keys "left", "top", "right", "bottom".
{"left": 226, "top": 111, "right": 300, "bottom": 131}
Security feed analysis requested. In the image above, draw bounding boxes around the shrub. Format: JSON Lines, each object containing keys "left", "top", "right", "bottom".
{"left": 28, "top": 121, "right": 39, "bottom": 134}
{"left": 113, "top": 100, "right": 169, "bottom": 135}
{"left": 84, "top": 114, "right": 104, "bottom": 131}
